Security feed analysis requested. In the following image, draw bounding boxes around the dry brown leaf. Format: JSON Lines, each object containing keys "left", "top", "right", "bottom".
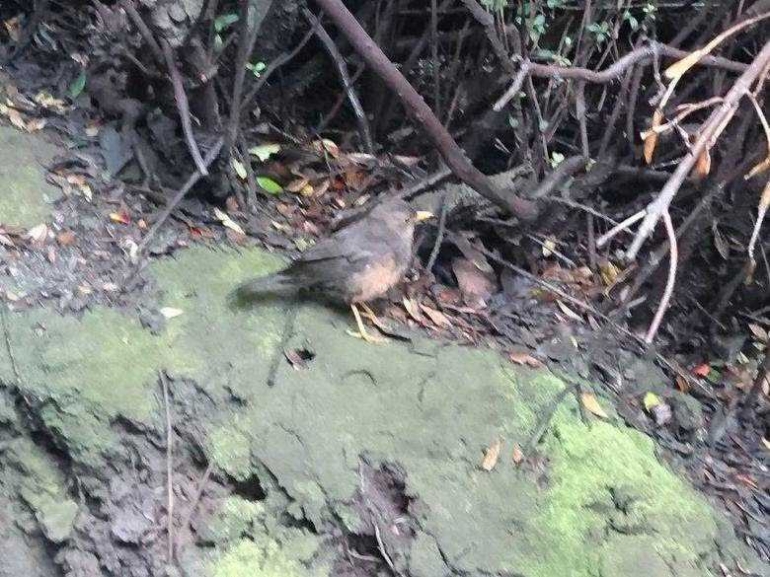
{"left": 8, "top": 108, "right": 26, "bottom": 131}
{"left": 25, "top": 223, "right": 49, "bottom": 246}
{"left": 556, "top": 300, "right": 583, "bottom": 322}
{"left": 109, "top": 211, "right": 131, "bottom": 225}
{"left": 581, "top": 392, "right": 609, "bottom": 419}
{"left": 214, "top": 207, "right": 245, "bottom": 235}
{"left": 512, "top": 443, "right": 524, "bottom": 465}
{"left": 481, "top": 439, "right": 502, "bottom": 471}
{"left": 419, "top": 304, "right": 452, "bottom": 328}
{"left": 56, "top": 230, "right": 76, "bottom": 246}
{"left": 762, "top": 438, "right": 770, "bottom": 451}
{"left": 748, "top": 323, "right": 768, "bottom": 342}
{"left": 643, "top": 110, "right": 664, "bottom": 164}
{"left": 452, "top": 257, "right": 496, "bottom": 309}
{"left": 693, "top": 149, "right": 711, "bottom": 180}
{"left": 25, "top": 118, "right": 46, "bottom": 132}
{"left": 402, "top": 297, "right": 424, "bottom": 324}
{"left": 508, "top": 351, "right": 544, "bottom": 368}
{"left": 286, "top": 178, "right": 309, "bottom": 193}
{"left": 0, "top": 233, "right": 15, "bottom": 247}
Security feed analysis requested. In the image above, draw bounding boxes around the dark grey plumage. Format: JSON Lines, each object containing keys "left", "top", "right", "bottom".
{"left": 233, "top": 199, "right": 420, "bottom": 305}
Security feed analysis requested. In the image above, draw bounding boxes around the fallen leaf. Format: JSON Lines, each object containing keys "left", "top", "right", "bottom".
{"left": 643, "top": 392, "right": 661, "bottom": 411}
{"left": 257, "top": 176, "right": 283, "bottom": 195}
{"left": 232, "top": 158, "right": 247, "bottom": 180}
{"left": 556, "top": 300, "right": 583, "bottom": 322}
{"left": 419, "top": 304, "right": 451, "bottom": 328}
{"left": 508, "top": 351, "right": 544, "bottom": 368}
{"left": 512, "top": 443, "right": 524, "bottom": 465}
{"left": 56, "top": 230, "right": 76, "bottom": 246}
{"left": 762, "top": 438, "right": 770, "bottom": 451}
{"left": 542, "top": 237, "right": 557, "bottom": 257}
{"left": 748, "top": 323, "right": 768, "bottom": 343}
{"left": 650, "top": 402, "right": 672, "bottom": 426}
{"left": 25, "top": 223, "right": 49, "bottom": 246}
{"left": 481, "top": 439, "right": 502, "bottom": 471}
{"left": 286, "top": 178, "right": 309, "bottom": 193}
{"left": 213, "top": 207, "right": 245, "bottom": 235}
{"left": 248, "top": 143, "right": 281, "bottom": 162}
{"left": 25, "top": 118, "right": 46, "bottom": 132}
{"left": 160, "top": 307, "right": 184, "bottom": 319}
{"left": 581, "top": 392, "right": 609, "bottom": 419}
{"left": 599, "top": 260, "right": 620, "bottom": 286}
{"left": 284, "top": 347, "right": 315, "bottom": 370}
{"left": 109, "top": 211, "right": 131, "bottom": 225}
{"left": 452, "top": 257, "right": 496, "bottom": 309}
{"left": 692, "top": 363, "right": 711, "bottom": 377}
{"left": 0, "top": 233, "right": 15, "bottom": 247}
{"left": 402, "top": 297, "right": 424, "bottom": 324}
{"left": 321, "top": 138, "right": 340, "bottom": 158}
{"left": 8, "top": 108, "right": 26, "bottom": 131}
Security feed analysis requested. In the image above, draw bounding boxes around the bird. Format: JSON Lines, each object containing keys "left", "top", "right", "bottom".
{"left": 233, "top": 198, "right": 433, "bottom": 342}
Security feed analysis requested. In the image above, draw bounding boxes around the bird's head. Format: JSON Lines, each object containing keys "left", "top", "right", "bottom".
{"left": 371, "top": 199, "right": 434, "bottom": 234}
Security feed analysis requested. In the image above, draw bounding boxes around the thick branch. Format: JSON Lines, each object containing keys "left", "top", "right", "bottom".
{"left": 311, "top": 0, "right": 538, "bottom": 220}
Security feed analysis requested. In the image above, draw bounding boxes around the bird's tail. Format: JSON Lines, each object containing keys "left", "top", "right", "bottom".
{"left": 230, "top": 272, "right": 298, "bottom": 303}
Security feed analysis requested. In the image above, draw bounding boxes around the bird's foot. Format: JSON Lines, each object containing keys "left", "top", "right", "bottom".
{"left": 346, "top": 328, "right": 387, "bottom": 343}
{"left": 349, "top": 304, "right": 388, "bottom": 344}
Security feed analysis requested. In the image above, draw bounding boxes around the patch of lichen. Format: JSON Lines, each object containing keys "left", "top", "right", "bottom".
{"left": 0, "top": 126, "right": 61, "bottom": 228}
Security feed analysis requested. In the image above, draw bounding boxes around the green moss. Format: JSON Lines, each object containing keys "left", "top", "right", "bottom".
{"left": 1, "top": 245, "right": 762, "bottom": 576}
{"left": 0, "top": 126, "right": 61, "bottom": 227}
{"left": 5, "top": 439, "right": 78, "bottom": 544}
{"left": 207, "top": 423, "right": 253, "bottom": 482}
{"left": 210, "top": 540, "right": 307, "bottom": 577}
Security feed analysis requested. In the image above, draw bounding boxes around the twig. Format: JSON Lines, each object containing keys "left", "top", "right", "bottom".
{"left": 161, "top": 40, "right": 209, "bottom": 176}
{"left": 493, "top": 60, "right": 531, "bottom": 112}
{"left": 575, "top": 81, "right": 589, "bottom": 158}
{"left": 626, "top": 40, "right": 770, "bottom": 261}
{"left": 159, "top": 370, "right": 174, "bottom": 562}
{"left": 644, "top": 211, "right": 677, "bottom": 343}
{"left": 399, "top": 165, "right": 453, "bottom": 201}
{"left": 303, "top": 9, "right": 375, "bottom": 154}
{"left": 175, "top": 460, "right": 214, "bottom": 560}
{"left": 122, "top": 1, "right": 164, "bottom": 65}
{"left": 523, "top": 384, "right": 574, "bottom": 453}
{"left": 530, "top": 156, "right": 588, "bottom": 199}
{"left": 225, "top": 0, "right": 264, "bottom": 154}
{"left": 311, "top": 0, "right": 539, "bottom": 220}
{"left": 1, "top": 305, "right": 21, "bottom": 384}
{"left": 267, "top": 301, "right": 299, "bottom": 387}
{"left": 426, "top": 194, "right": 448, "bottom": 272}
{"left": 596, "top": 210, "right": 646, "bottom": 248}
{"left": 136, "top": 137, "right": 224, "bottom": 255}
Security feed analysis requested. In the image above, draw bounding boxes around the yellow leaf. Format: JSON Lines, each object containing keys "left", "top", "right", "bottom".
{"left": 643, "top": 392, "right": 661, "bottom": 411}
{"left": 581, "top": 392, "right": 609, "bottom": 419}
{"left": 231, "top": 158, "right": 247, "bottom": 180}
{"left": 481, "top": 439, "right": 502, "bottom": 471}
{"left": 213, "top": 207, "right": 245, "bottom": 235}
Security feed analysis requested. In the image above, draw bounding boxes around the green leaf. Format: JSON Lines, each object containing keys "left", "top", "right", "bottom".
{"left": 257, "top": 177, "right": 283, "bottom": 195}
{"left": 231, "top": 159, "right": 247, "bottom": 180}
{"left": 68, "top": 72, "right": 87, "bottom": 100}
{"left": 248, "top": 143, "right": 281, "bottom": 162}
{"left": 214, "top": 13, "right": 239, "bottom": 32}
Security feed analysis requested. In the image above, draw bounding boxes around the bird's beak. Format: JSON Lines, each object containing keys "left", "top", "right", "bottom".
{"left": 414, "top": 211, "right": 434, "bottom": 222}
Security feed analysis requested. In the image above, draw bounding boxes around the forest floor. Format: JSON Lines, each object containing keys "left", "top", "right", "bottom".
{"left": 0, "top": 92, "right": 768, "bottom": 576}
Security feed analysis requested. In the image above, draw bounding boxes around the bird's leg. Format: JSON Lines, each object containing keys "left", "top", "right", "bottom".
{"left": 347, "top": 303, "right": 386, "bottom": 343}
{"left": 359, "top": 303, "right": 383, "bottom": 325}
